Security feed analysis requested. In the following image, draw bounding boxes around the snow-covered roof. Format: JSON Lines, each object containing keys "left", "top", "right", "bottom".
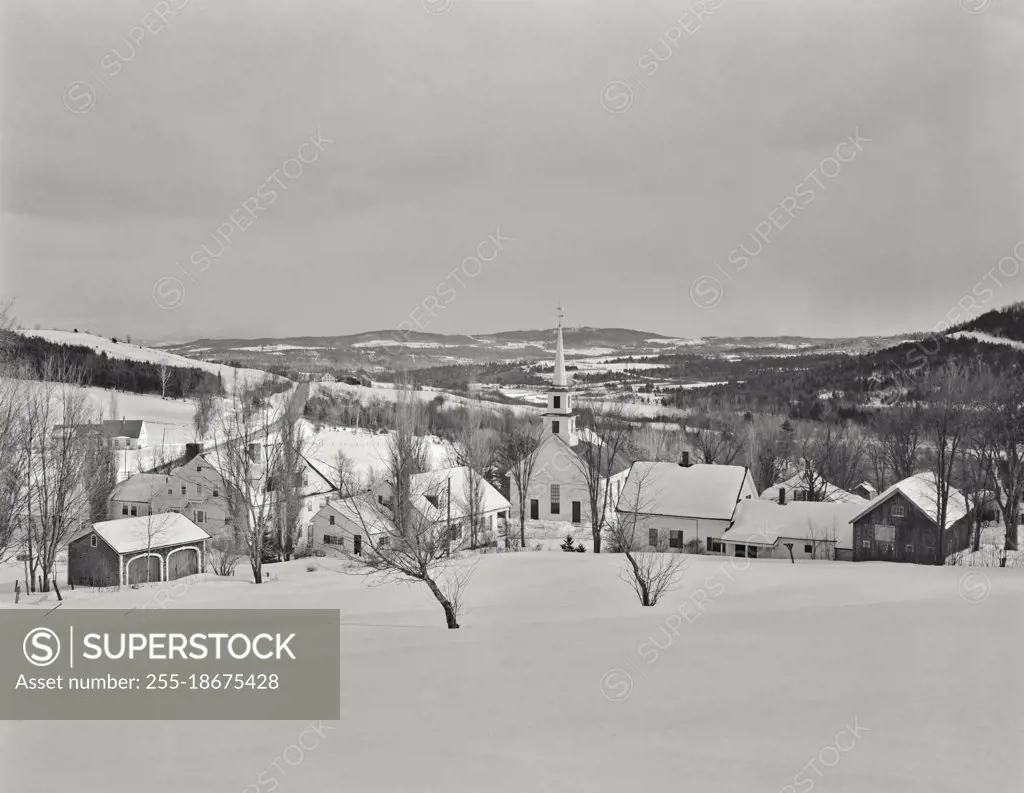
{"left": 616, "top": 461, "right": 750, "bottom": 521}
{"left": 850, "top": 472, "right": 968, "bottom": 529}
{"left": 724, "top": 499, "right": 860, "bottom": 549}
{"left": 110, "top": 474, "right": 170, "bottom": 503}
{"left": 82, "top": 513, "right": 210, "bottom": 554}
{"left": 411, "top": 466, "right": 510, "bottom": 520}
{"left": 759, "top": 472, "right": 867, "bottom": 505}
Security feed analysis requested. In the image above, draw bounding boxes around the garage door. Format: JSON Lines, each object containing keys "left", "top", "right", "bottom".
{"left": 127, "top": 555, "right": 162, "bottom": 585}
{"left": 167, "top": 548, "right": 199, "bottom": 580}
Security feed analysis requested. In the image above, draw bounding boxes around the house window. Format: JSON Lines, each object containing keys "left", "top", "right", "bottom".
{"left": 550, "top": 483, "right": 560, "bottom": 515}
{"left": 323, "top": 534, "right": 343, "bottom": 547}
{"left": 649, "top": 529, "right": 659, "bottom": 547}
{"left": 378, "top": 495, "right": 384, "bottom": 504}
{"left": 90, "top": 534, "right": 97, "bottom": 547}
{"left": 197, "top": 484, "right": 203, "bottom": 496}
{"left": 804, "top": 544, "right": 813, "bottom": 554}
{"left": 891, "top": 505, "right": 905, "bottom": 518}
{"left": 734, "top": 543, "right": 746, "bottom": 557}
{"left": 669, "top": 530, "right": 684, "bottom": 549}
{"left": 181, "top": 485, "right": 187, "bottom": 495}
{"left": 378, "top": 536, "right": 390, "bottom": 548}
{"left": 307, "top": 502, "right": 313, "bottom": 512}
{"left": 130, "top": 505, "right": 138, "bottom": 516}
{"left": 194, "top": 510, "right": 206, "bottom": 524}
{"left": 168, "top": 488, "right": 173, "bottom": 495}
{"left": 552, "top": 420, "right": 560, "bottom": 435}
{"left": 553, "top": 395, "right": 561, "bottom": 409}
{"left": 905, "top": 544, "right": 914, "bottom": 554}
{"left": 329, "top": 515, "right": 335, "bottom": 525}
{"left": 707, "top": 538, "right": 724, "bottom": 553}
{"left": 861, "top": 539, "right": 871, "bottom": 548}
{"left": 875, "top": 524, "right": 895, "bottom": 543}
{"left": 213, "top": 489, "right": 219, "bottom": 497}
{"left": 122, "top": 504, "right": 129, "bottom": 516}
{"left": 196, "top": 465, "right": 202, "bottom": 472}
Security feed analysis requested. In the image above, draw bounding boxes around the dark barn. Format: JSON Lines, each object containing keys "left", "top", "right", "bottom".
{"left": 851, "top": 472, "right": 971, "bottom": 565}
{"left": 68, "top": 513, "right": 210, "bottom": 588}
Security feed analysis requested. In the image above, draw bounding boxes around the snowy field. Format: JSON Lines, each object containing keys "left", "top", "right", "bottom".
{"left": 19, "top": 329, "right": 275, "bottom": 387}
{"left": 314, "top": 381, "right": 541, "bottom": 417}
{"left": 302, "top": 422, "right": 449, "bottom": 477}
{"left": 1, "top": 553, "right": 1021, "bottom": 791}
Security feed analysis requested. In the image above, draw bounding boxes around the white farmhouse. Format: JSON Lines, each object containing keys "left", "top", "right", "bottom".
{"left": 615, "top": 460, "right": 757, "bottom": 552}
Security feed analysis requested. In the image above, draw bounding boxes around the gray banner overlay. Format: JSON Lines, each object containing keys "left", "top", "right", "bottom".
{"left": 1, "top": 609, "right": 340, "bottom": 720}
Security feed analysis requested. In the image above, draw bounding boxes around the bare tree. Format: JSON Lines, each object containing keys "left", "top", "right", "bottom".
{"left": 82, "top": 429, "right": 118, "bottom": 523}
{"left": 793, "top": 421, "right": 867, "bottom": 501}
{"left": 330, "top": 385, "right": 473, "bottom": 628}
{"left": 571, "top": 409, "right": 635, "bottom": 554}
{"left": 159, "top": 363, "right": 171, "bottom": 399}
{"left": 0, "top": 366, "right": 27, "bottom": 562}
{"left": 210, "top": 376, "right": 289, "bottom": 584}
{"left": 977, "top": 367, "right": 1024, "bottom": 563}
{"left": 272, "top": 393, "right": 308, "bottom": 561}
{"left": 445, "top": 403, "right": 496, "bottom": 549}
{"left": 918, "top": 362, "right": 976, "bottom": 564}
{"left": 746, "top": 417, "right": 790, "bottom": 492}
{"left": 331, "top": 449, "right": 357, "bottom": 496}
{"left": 496, "top": 420, "right": 543, "bottom": 550}
{"left": 192, "top": 384, "right": 218, "bottom": 442}
{"left": 610, "top": 465, "right": 684, "bottom": 606}
{"left": 871, "top": 402, "right": 924, "bottom": 486}
{"left": 686, "top": 416, "right": 744, "bottom": 465}
{"left": 22, "top": 359, "right": 94, "bottom": 592}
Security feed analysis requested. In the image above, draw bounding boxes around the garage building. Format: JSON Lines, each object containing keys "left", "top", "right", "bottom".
{"left": 68, "top": 513, "right": 210, "bottom": 588}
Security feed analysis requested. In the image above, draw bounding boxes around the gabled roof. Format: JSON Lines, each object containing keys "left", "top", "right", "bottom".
{"left": 849, "top": 471, "right": 968, "bottom": 529}
{"left": 110, "top": 474, "right": 170, "bottom": 503}
{"left": 101, "top": 419, "right": 145, "bottom": 439}
{"left": 616, "top": 461, "right": 751, "bottom": 521}
{"left": 724, "top": 499, "right": 859, "bottom": 550}
{"left": 759, "top": 472, "right": 867, "bottom": 505}
{"left": 78, "top": 513, "right": 210, "bottom": 554}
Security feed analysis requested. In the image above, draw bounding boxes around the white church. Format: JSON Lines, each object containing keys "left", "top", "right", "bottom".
{"left": 508, "top": 307, "right": 632, "bottom": 527}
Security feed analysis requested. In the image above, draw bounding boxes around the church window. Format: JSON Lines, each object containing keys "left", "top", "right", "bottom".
{"left": 553, "top": 395, "right": 561, "bottom": 409}
{"left": 550, "top": 484, "right": 561, "bottom": 515}
{"left": 552, "top": 420, "right": 560, "bottom": 435}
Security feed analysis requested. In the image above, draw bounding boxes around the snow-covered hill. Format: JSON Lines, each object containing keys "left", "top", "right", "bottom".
{"left": 947, "top": 330, "right": 1024, "bottom": 352}
{"left": 19, "top": 329, "right": 275, "bottom": 386}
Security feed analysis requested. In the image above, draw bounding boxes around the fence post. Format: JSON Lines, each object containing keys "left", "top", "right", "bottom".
{"left": 14, "top": 580, "right": 20, "bottom": 605}
{"left": 53, "top": 580, "right": 63, "bottom": 602}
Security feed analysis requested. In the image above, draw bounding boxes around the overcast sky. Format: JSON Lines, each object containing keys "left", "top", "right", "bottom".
{"left": 3, "top": 0, "right": 1022, "bottom": 342}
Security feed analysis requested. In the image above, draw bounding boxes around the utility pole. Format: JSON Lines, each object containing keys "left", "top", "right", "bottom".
{"left": 446, "top": 476, "right": 451, "bottom": 558}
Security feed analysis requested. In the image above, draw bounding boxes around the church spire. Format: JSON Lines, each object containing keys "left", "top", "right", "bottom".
{"left": 553, "top": 304, "right": 567, "bottom": 388}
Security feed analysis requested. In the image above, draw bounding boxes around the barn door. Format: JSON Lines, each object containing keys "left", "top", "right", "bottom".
{"left": 167, "top": 548, "right": 198, "bottom": 580}
{"left": 128, "top": 555, "right": 162, "bottom": 585}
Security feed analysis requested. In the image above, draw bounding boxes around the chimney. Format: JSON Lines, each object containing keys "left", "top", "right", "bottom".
{"left": 679, "top": 450, "right": 690, "bottom": 468}
{"left": 778, "top": 487, "right": 786, "bottom": 505}
{"left": 184, "top": 442, "right": 204, "bottom": 463}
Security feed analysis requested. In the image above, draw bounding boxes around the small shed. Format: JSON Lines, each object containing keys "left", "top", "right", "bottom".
{"left": 68, "top": 513, "right": 210, "bottom": 587}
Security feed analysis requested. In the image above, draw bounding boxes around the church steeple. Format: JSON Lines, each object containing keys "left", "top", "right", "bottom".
{"left": 553, "top": 304, "right": 567, "bottom": 388}
{"left": 544, "top": 304, "right": 577, "bottom": 445}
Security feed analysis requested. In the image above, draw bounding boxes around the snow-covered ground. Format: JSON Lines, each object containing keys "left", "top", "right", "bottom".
{"left": 302, "top": 422, "right": 449, "bottom": 478}
{"left": 20, "top": 329, "right": 275, "bottom": 386}
{"left": 314, "top": 381, "right": 541, "bottom": 417}
{"left": 2, "top": 553, "right": 1021, "bottom": 791}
